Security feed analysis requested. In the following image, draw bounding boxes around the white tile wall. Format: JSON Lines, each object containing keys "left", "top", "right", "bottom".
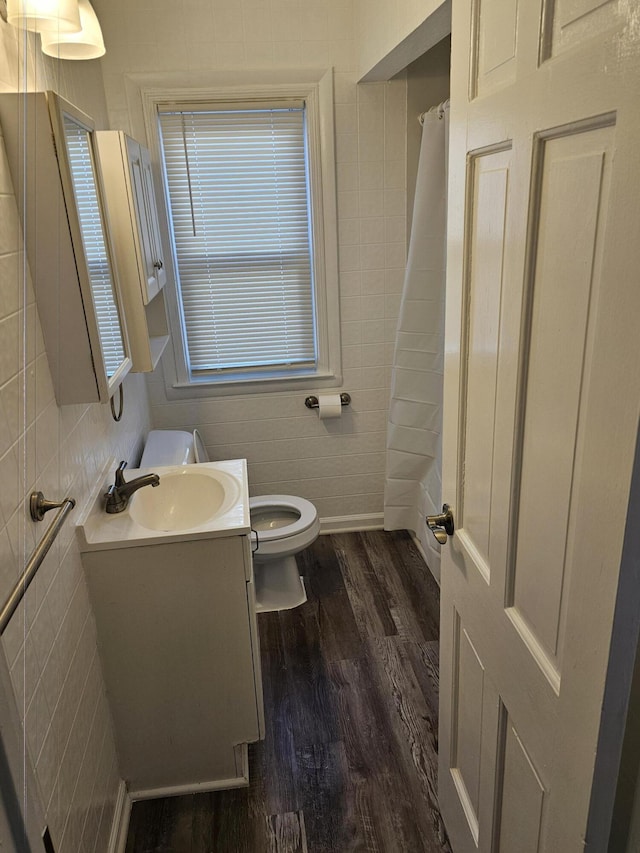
{"left": 0, "top": 19, "right": 152, "bottom": 853}
{"left": 95, "top": 0, "right": 409, "bottom": 523}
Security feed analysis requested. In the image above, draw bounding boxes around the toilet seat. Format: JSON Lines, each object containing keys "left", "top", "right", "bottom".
{"left": 249, "top": 495, "right": 317, "bottom": 542}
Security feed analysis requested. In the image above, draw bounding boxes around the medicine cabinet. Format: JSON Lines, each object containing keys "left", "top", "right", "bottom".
{"left": 95, "top": 132, "right": 170, "bottom": 372}
{"left": 0, "top": 91, "right": 132, "bottom": 405}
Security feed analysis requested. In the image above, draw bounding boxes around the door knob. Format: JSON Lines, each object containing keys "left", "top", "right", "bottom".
{"left": 426, "top": 504, "right": 454, "bottom": 545}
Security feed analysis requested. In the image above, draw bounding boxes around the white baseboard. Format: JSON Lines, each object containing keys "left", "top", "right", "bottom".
{"left": 107, "top": 747, "right": 251, "bottom": 820}
{"left": 107, "top": 781, "right": 131, "bottom": 853}
{"left": 130, "top": 773, "right": 250, "bottom": 802}
{"left": 319, "top": 513, "right": 384, "bottom": 534}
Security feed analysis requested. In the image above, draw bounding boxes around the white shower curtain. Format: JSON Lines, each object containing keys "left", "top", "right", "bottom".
{"left": 384, "top": 102, "right": 449, "bottom": 580}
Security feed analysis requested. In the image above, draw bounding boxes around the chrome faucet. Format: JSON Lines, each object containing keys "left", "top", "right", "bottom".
{"left": 105, "top": 461, "right": 160, "bottom": 514}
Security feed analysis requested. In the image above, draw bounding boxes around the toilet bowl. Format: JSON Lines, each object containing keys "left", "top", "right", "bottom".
{"left": 139, "top": 430, "right": 319, "bottom": 612}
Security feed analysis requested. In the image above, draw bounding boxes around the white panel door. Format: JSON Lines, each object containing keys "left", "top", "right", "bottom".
{"left": 438, "top": 0, "right": 640, "bottom": 850}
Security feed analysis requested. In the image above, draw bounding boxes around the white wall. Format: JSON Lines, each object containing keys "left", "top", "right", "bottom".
{"left": 95, "top": 0, "right": 409, "bottom": 526}
{"left": 356, "top": 0, "right": 450, "bottom": 80}
{"left": 0, "top": 20, "right": 151, "bottom": 853}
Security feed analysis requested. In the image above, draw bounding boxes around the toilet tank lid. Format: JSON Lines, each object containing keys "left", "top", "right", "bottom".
{"left": 140, "top": 430, "right": 195, "bottom": 467}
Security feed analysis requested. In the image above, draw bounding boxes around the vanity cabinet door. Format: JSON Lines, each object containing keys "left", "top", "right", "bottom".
{"left": 82, "top": 533, "right": 263, "bottom": 795}
{"left": 126, "top": 137, "right": 166, "bottom": 304}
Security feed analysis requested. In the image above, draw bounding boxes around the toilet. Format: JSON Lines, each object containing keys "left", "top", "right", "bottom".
{"left": 139, "top": 429, "right": 319, "bottom": 613}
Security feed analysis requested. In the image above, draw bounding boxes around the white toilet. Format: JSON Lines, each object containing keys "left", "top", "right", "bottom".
{"left": 139, "top": 429, "right": 320, "bottom": 613}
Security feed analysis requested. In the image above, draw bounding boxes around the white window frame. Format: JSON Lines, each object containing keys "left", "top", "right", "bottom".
{"left": 141, "top": 69, "right": 341, "bottom": 398}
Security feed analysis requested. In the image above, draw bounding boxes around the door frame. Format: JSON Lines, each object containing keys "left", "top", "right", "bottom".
{"left": 585, "top": 427, "right": 640, "bottom": 850}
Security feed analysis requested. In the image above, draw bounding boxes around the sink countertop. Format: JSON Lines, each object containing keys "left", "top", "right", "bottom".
{"left": 77, "top": 459, "right": 250, "bottom": 552}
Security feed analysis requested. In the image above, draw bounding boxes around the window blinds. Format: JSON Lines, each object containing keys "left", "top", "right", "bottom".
{"left": 62, "top": 115, "right": 125, "bottom": 378}
{"left": 158, "top": 106, "right": 316, "bottom": 375}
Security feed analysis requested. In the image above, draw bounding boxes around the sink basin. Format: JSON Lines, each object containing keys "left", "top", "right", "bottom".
{"left": 129, "top": 468, "right": 241, "bottom": 532}
{"left": 76, "top": 459, "right": 250, "bottom": 552}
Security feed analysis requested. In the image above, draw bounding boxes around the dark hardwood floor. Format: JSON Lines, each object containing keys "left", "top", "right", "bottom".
{"left": 125, "top": 530, "right": 451, "bottom": 853}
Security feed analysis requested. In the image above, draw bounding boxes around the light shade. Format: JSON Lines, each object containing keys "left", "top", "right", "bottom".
{"left": 40, "top": 0, "right": 105, "bottom": 59}
{"left": 7, "top": 0, "right": 82, "bottom": 33}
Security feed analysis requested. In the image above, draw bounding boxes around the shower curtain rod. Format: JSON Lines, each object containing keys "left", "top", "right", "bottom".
{"left": 418, "top": 99, "right": 450, "bottom": 125}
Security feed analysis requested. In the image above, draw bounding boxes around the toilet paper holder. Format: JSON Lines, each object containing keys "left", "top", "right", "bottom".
{"left": 305, "top": 393, "right": 351, "bottom": 409}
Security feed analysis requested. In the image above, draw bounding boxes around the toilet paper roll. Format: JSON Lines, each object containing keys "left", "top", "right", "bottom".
{"left": 317, "top": 394, "right": 343, "bottom": 419}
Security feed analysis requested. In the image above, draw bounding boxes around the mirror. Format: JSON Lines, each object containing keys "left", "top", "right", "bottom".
{"left": 61, "top": 112, "right": 126, "bottom": 379}
{"left": 48, "top": 93, "right": 132, "bottom": 397}
{"left": 0, "top": 91, "right": 132, "bottom": 404}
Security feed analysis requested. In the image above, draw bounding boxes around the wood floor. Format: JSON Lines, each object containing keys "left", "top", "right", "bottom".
{"left": 125, "top": 530, "right": 452, "bottom": 853}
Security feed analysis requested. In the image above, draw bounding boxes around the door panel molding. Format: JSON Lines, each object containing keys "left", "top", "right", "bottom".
{"left": 470, "top": 0, "right": 519, "bottom": 99}
{"left": 496, "top": 721, "right": 546, "bottom": 852}
{"left": 505, "top": 120, "right": 615, "bottom": 695}
{"left": 541, "top": 0, "right": 621, "bottom": 61}
{"left": 459, "top": 147, "right": 512, "bottom": 579}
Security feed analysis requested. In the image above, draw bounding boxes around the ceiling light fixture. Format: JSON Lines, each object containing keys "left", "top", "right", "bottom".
{"left": 40, "top": 0, "right": 105, "bottom": 59}
{"left": 6, "top": 0, "right": 81, "bottom": 33}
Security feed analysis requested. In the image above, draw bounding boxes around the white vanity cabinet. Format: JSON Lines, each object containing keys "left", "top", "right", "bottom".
{"left": 82, "top": 532, "right": 264, "bottom": 797}
{"left": 95, "top": 132, "right": 170, "bottom": 372}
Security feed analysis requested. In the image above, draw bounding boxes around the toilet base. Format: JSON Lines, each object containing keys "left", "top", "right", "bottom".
{"left": 254, "top": 554, "right": 307, "bottom": 613}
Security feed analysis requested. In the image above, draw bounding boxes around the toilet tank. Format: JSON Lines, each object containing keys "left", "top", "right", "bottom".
{"left": 140, "top": 430, "right": 195, "bottom": 467}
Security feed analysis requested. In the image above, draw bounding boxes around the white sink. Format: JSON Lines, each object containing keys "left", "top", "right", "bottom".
{"left": 77, "top": 459, "right": 250, "bottom": 551}
{"left": 129, "top": 468, "right": 241, "bottom": 532}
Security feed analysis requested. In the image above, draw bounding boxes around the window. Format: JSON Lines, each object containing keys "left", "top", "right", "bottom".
{"left": 159, "top": 103, "right": 315, "bottom": 378}
{"left": 152, "top": 75, "right": 340, "bottom": 393}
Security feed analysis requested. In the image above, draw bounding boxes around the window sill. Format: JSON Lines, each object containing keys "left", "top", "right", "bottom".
{"left": 164, "top": 368, "right": 343, "bottom": 400}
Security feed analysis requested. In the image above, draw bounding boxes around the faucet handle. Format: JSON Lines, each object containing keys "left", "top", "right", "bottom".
{"left": 115, "top": 460, "right": 127, "bottom": 487}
